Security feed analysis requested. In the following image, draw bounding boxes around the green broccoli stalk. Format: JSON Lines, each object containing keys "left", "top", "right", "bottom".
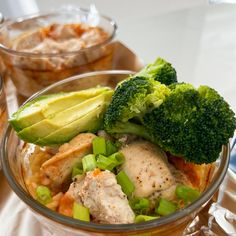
{"left": 137, "top": 57, "right": 177, "bottom": 85}
{"left": 143, "top": 83, "right": 236, "bottom": 164}
{"left": 108, "top": 121, "right": 152, "bottom": 141}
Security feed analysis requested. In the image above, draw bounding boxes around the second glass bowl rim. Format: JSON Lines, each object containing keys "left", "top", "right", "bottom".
{"left": 0, "top": 8, "right": 117, "bottom": 57}
{"left": 1, "top": 70, "right": 230, "bottom": 232}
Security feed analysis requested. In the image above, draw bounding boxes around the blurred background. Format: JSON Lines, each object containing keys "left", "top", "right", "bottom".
{"left": 0, "top": 0, "right": 236, "bottom": 111}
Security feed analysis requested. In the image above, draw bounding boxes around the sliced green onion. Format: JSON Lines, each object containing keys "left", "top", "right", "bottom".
{"left": 135, "top": 215, "right": 158, "bottom": 223}
{"left": 129, "top": 198, "right": 150, "bottom": 214}
{"left": 109, "top": 152, "right": 125, "bottom": 165}
{"left": 82, "top": 154, "right": 97, "bottom": 172}
{"left": 96, "top": 154, "right": 116, "bottom": 171}
{"left": 92, "top": 137, "right": 106, "bottom": 155}
{"left": 106, "top": 140, "right": 118, "bottom": 156}
{"left": 155, "top": 198, "right": 177, "bottom": 216}
{"left": 72, "top": 162, "right": 83, "bottom": 178}
{"left": 175, "top": 185, "right": 200, "bottom": 204}
{"left": 73, "top": 202, "right": 90, "bottom": 222}
{"left": 36, "top": 185, "right": 52, "bottom": 205}
{"left": 96, "top": 152, "right": 125, "bottom": 171}
{"left": 116, "top": 171, "right": 135, "bottom": 196}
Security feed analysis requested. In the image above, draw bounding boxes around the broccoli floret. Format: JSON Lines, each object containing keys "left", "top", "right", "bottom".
{"left": 104, "top": 57, "right": 176, "bottom": 136}
{"left": 143, "top": 83, "right": 236, "bottom": 164}
{"left": 137, "top": 57, "right": 177, "bottom": 85}
{"left": 104, "top": 76, "right": 170, "bottom": 138}
{"left": 104, "top": 57, "right": 235, "bottom": 164}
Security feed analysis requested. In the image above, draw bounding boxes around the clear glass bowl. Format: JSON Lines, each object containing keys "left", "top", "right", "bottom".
{"left": 0, "top": 9, "right": 117, "bottom": 97}
{"left": 1, "top": 71, "right": 230, "bottom": 236}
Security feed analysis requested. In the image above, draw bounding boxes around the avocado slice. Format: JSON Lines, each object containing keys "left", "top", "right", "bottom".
{"left": 9, "top": 87, "right": 110, "bottom": 132}
{"left": 10, "top": 93, "right": 64, "bottom": 132}
{"left": 36, "top": 104, "right": 106, "bottom": 146}
{"left": 17, "top": 90, "right": 113, "bottom": 143}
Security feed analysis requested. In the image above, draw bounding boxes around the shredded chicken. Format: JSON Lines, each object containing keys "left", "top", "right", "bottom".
{"left": 69, "top": 169, "right": 135, "bottom": 224}
{"left": 12, "top": 24, "right": 108, "bottom": 54}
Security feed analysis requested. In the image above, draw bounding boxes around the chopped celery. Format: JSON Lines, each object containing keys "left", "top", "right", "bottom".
{"left": 135, "top": 215, "right": 158, "bottom": 223}
{"left": 175, "top": 185, "right": 200, "bottom": 204}
{"left": 92, "top": 137, "right": 106, "bottom": 155}
{"left": 82, "top": 154, "right": 97, "bottom": 172}
{"left": 72, "top": 162, "right": 83, "bottom": 178}
{"left": 36, "top": 185, "right": 52, "bottom": 205}
{"left": 155, "top": 198, "right": 177, "bottom": 216}
{"left": 73, "top": 202, "right": 90, "bottom": 222}
{"left": 116, "top": 171, "right": 135, "bottom": 196}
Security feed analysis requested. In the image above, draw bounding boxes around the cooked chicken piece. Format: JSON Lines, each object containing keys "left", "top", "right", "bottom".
{"left": 79, "top": 169, "right": 135, "bottom": 224}
{"left": 149, "top": 166, "right": 193, "bottom": 206}
{"left": 20, "top": 143, "right": 53, "bottom": 197}
{"left": 58, "top": 133, "right": 95, "bottom": 153}
{"left": 149, "top": 185, "right": 177, "bottom": 205}
{"left": 65, "top": 175, "right": 85, "bottom": 204}
{"left": 80, "top": 28, "right": 108, "bottom": 47}
{"left": 26, "top": 38, "right": 85, "bottom": 54}
{"left": 120, "top": 140, "right": 175, "bottom": 198}
{"left": 40, "top": 133, "right": 96, "bottom": 188}
{"left": 168, "top": 155, "right": 215, "bottom": 192}
{"left": 58, "top": 169, "right": 135, "bottom": 223}
{"left": 46, "top": 24, "right": 79, "bottom": 40}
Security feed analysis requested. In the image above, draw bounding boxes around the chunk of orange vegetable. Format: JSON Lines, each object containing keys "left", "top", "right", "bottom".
{"left": 58, "top": 193, "right": 74, "bottom": 217}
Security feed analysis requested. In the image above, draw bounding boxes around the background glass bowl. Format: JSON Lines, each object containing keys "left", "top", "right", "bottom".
{"left": 0, "top": 9, "right": 117, "bottom": 97}
{"left": 1, "top": 71, "right": 230, "bottom": 236}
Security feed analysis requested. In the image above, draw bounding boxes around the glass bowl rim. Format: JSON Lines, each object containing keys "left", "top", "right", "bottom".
{"left": 1, "top": 70, "right": 230, "bottom": 233}
{"left": 0, "top": 8, "right": 117, "bottom": 58}
{"left": 0, "top": 74, "right": 3, "bottom": 92}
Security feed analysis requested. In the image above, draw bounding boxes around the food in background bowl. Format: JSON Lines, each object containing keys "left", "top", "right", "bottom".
{"left": 1, "top": 63, "right": 235, "bottom": 235}
{"left": 11, "top": 23, "right": 109, "bottom": 54}
{"left": 0, "top": 9, "right": 116, "bottom": 97}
